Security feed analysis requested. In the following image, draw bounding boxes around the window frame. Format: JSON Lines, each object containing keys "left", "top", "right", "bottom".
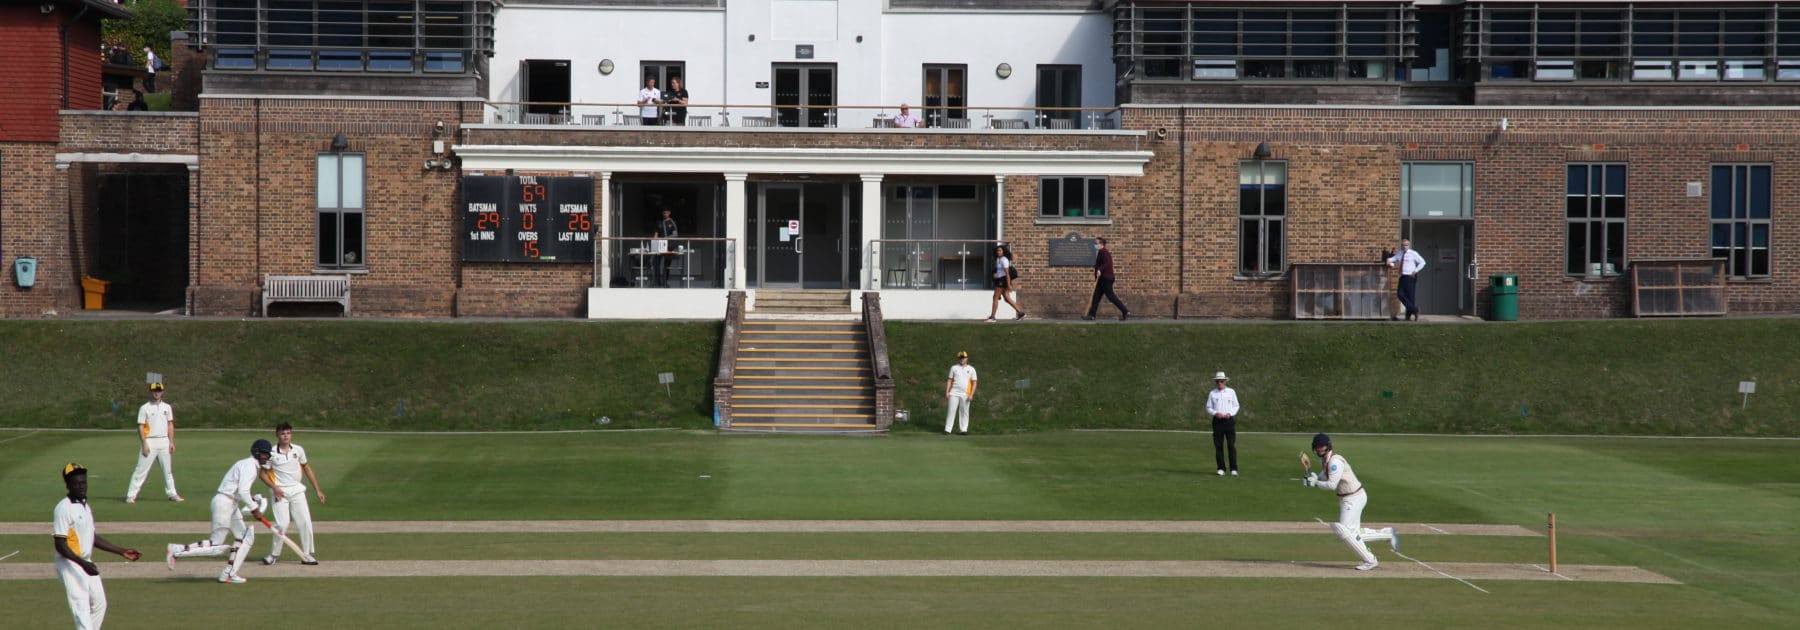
{"left": 1400, "top": 162, "right": 1475, "bottom": 218}
{"left": 316, "top": 152, "right": 367, "bottom": 271}
{"left": 1037, "top": 176, "right": 1110, "bottom": 222}
{"left": 1238, "top": 160, "right": 1288, "bottom": 277}
{"left": 922, "top": 64, "right": 968, "bottom": 126}
{"left": 1710, "top": 164, "right": 1773, "bottom": 279}
{"left": 1564, "top": 163, "right": 1628, "bottom": 278}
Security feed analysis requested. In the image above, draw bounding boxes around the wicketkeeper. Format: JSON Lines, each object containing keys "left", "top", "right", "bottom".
{"left": 1301, "top": 433, "right": 1397, "bottom": 571}
{"left": 166, "top": 439, "right": 271, "bottom": 583}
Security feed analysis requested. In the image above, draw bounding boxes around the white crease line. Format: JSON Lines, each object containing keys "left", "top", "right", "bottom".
{"left": 1423, "top": 524, "right": 1451, "bottom": 535}
{"left": 1397, "top": 550, "right": 1490, "bottom": 594}
{"left": 1531, "top": 564, "right": 1576, "bottom": 581}
{"left": 0, "top": 551, "right": 19, "bottom": 562}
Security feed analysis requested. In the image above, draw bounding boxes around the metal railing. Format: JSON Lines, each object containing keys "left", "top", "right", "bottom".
{"left": 870, "top": 239, "right": 1006, "bottom": 291}
{"left": 485, "top": 102, "right": 1123, "bottom": 131}
{"left": 595, "top": 236, "right": 735, "bottom": 289}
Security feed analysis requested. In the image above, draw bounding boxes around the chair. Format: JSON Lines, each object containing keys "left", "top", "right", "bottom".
{"left": 1045, "top": 118, "right": 1075, "bottom": 130}
{"left": 741, "top": 116, "right": 774, "bottom": 128}
{"left": 581, "top": 114, "right": 608, "bottom": 126}
{"left": 873, "top": 116, "right": 896, "bottom": 128}
{"left": 941, "top": 118, "right": 971, "bottom": 129}
{"left": 990, "top": 118, "right": 1028, "bottom": 130}
{"left": 685, "top": 117, "right": 713, "bottom": 127}
{"left": 523, "top": 113, "right": 567, "bottom": 125}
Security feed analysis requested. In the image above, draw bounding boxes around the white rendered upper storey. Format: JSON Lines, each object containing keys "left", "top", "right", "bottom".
{"left": 489, "top": 0, "right": 1116, "bottom": 126}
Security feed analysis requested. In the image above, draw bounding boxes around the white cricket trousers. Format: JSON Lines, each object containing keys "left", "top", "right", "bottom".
{"left": 1331, "top": 490, "right": 1394, "bottom": 565}
{"left": 267, "top": 485, "right": 314, "bottom": 557}
{"left": 125, "top": 437, "right": 177, "bottom": 500}
{"left": 56, "top": 558, "right": 107, "bottom": 630}
{"left": 944, "top": 395, "right": 971, "bottom": 433}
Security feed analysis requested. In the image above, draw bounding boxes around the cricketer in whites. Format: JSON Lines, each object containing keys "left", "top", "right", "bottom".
{"left": 262, "top": 422, "right": 324, "bottom": 565}
{"left": 1303, "top": 433, "right": 1398, "bottom": 570}
{"left": 55, "top": 463, "right": 143, "bottom": 630}
{"left": 125, "top": 382, "right": 182, "bottom": 504}
{"left": 166, "top": 439, "right": 272, "bottom": 583}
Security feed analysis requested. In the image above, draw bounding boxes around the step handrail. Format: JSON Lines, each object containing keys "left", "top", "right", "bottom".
{"left": 712, "top": 290, "right": 747, "bottom": 428}
{"left": 862, "top": 292, "right": 896, "bottom": 430}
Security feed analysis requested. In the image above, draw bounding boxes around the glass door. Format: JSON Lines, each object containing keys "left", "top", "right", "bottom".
{"left": 1036, "top": 64, "right": 1082, "bottom": 128}
{"left": 773, "top": 63, "right": 837, "bottom": 128}
{"left": 758, "top": 185, "right": 803, "bottom": 286}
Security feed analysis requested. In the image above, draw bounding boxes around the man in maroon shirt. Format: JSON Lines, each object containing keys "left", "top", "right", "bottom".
{"left": 1083, "top": 237, "right": 1130, "bottom": 321}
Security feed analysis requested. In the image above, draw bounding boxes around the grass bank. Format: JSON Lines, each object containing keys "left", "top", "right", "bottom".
{"left": 2, "top": 318, "right": 1794, "bottom": 435}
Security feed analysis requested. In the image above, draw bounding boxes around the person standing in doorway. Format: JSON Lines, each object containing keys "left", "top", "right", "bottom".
{"left": 986, "top": 244, "right": 1025, "bottom": 323}
{"left": 1083, "top": 237, "right": 1130, "bottom": 321}
{"left": 943, "top": 351, "right": 977, "bottom": 435}
{"left": 1387, "top": 238, "right": 1426, "bottom": 321}
{"left": 664, "top": 77, "right": 689, "bottom": 126}
{"left": 126, "top": 382, "right": 182, "bottom": 504}
{"left": 1205, "top": 371, "right": 1240, "bottom": 477}
{"left": 261, "top": 422, "right": 324, "bottom": 566}
{"left": 1302, "top": 433, "right": 1397, "bottom": 571}
{"left": 55, "top": 463, "right": 142, "bottom": 630}
{"left": 637, "top": 77, "right": 662, "bottom": 126}
{"left": 142, "top": 46, "right": 158, "bottom": 93}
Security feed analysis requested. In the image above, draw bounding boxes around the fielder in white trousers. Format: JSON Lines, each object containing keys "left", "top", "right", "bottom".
{"left": 265, "top": 484, "right": 314, "bottom": 560}
{"left": 125, "top": 436, "right": 178, "bottom": 502}
{"left": 944, "top": 395, "right": 972, "bottom": 434}
{"left": 167, "top": 445, "right": 270, "bottom": 583}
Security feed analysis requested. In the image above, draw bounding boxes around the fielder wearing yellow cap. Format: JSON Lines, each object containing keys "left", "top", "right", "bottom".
{"left": 149, "top": 382, "right": 165, "bottom": 391}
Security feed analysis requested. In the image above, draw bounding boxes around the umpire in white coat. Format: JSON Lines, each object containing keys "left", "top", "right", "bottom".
{"left": 1206, "top": 372, "right": 1240, "bottom": 476}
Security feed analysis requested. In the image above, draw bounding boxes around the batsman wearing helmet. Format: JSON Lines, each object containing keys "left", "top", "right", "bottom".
{"left": 54, "top": 463, "right": 141, "bottom": 630}
{"left": 1301, "top": 433, "right": 1397, "bottom": 571}
{"left": 166, "top": 440, "right": 272, "bottom": 583}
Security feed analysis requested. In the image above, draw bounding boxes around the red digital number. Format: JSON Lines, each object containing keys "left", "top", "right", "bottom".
{"left": 521, "top": 212, "right": 535, "bottom": 230}
{"left": 567, "top": 213, "right": 591, "bottom": 231}
{"left": 523, "top": 241, "right": 540, "bottom": 258}
{"left": 521, "top": 185, "right": 545, "bottom": 203}
{"left": 476, "top": 212, "right": 500, "bottom": 230}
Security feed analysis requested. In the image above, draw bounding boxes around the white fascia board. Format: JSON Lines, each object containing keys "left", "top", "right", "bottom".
{"left": 55, "top": 153, "right": 199, "bottom": 166}
{"left": 452, "top": 145, "right": 1152, "bottom": 176}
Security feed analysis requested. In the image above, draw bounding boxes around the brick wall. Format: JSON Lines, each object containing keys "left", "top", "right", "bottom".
{"left": 59, "top": 111, "right": 199, "bottom": 154}
{"left": 193, "top": 97, "right": 486, "bottom": 317}
{"left": 0, "top": 143, "right": 78, "bottom": 316}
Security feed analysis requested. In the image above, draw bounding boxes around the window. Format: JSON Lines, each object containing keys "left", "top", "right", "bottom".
{"left": 1565, "top": 164, "right": 1627, "bottom": 277}
{"left": 1038, "top": 177, "right": 1108, "bottom": 219}
{"left": 197, "top": 0, "right": 492, "bottom": 73}
{"left": 317, "top": 153, "right": 366, "bottom": 269}
{"left": 922, "top": 64, "right": 966, "bottom": 126}
{"left": 1116, "top": 4, "right": 1408, "bottom": 82}
{"left": 1239, "top": 161, "right": 1286, "bottom": 276}
{"left": 1711, "top": 165, "right": 1772, "bottom": 278}
{"left": 1475, "top": 6, "right": 1792, "bottom": 83}
{"left": 1401, "top": 162, "right": 1474, "bottom": 218}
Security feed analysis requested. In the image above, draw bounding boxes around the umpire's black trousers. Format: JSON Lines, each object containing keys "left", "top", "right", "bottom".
{"left": 1212, "top": 416, "right": 1237, "bottom": 472}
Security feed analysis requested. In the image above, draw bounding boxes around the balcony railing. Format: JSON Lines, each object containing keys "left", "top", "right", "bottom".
{"left": 870, "top": 240, "right": 1005, "bottom": 291}
{"left": 484, "top": 102, "right": 1123, "bottom": 131}
{"left": 187, "top": 0, "right": 496, "bottom": 74}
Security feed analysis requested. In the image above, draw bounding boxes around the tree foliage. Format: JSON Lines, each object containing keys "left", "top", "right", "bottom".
{"left": 102, "top": 0, "right": 187, "bottom": 66}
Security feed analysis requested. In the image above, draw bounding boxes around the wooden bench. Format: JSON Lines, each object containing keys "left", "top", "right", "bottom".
{"left": 262, "top": 274, "right": 352, "bottom": 316}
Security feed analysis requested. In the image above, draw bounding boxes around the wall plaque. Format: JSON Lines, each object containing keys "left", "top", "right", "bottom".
{"left": 1046, "top": 232, "right": 1099, "bottom": 267}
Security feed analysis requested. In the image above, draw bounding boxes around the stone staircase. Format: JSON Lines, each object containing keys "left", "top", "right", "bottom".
{"left": 753, "top": 289, "right": 852, "bottom": 314}
{"left": 725, "top": 317, "right": 879, "bottom": 432}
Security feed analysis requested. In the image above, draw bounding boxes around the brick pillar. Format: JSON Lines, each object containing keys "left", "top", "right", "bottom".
{"left": 168, "top": 31, "right": 201, "bottom": 112}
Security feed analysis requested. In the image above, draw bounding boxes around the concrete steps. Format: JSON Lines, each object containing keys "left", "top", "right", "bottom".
{"left": 753, "top": 290, "right": 852, "bottom": 314}
{"left": 726, "top": 317, "right": 878, "bottom": 432}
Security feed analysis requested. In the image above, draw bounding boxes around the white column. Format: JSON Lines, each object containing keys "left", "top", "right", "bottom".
{"left": 725, "top": 173, "right": 749, "bottom": 289}
{"left": 860, "top": 174, "right": 884, "bottom": 291}
{"left": 994, "top": 175, "right": 1007, "bottom": 243}
{"left": 598, "top": 171, "right": 613, "bottom": 288}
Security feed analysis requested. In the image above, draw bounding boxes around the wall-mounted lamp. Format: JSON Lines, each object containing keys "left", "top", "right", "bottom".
{"left": 1252, "top": 141, "right": 1272, "bottom": 160}
{"left": 856, "top": 35, "right": 864, "bottom": 43}
{"left": 330, "top": 132, "right": 350, "bottom": 153}
{"left": 748, "top": 34, "right": 756, "bottom": 42}
{"left": 598, "top": 59, "right": 615, "bottom": 75}
{"left": 996, "top": 63, "right": 1012, "bottom": 79}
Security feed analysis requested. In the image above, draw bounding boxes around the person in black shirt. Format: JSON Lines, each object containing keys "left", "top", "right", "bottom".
{"left": 664, "top": 77, "right": 690, "bottom": 126}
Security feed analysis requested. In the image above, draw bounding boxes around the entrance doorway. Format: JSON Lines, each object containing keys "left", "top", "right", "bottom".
{"left": 93, "top": 170, "right": 189, "bottom": 311}
{"left": 1403, "top": 220, "right": 1473, "bottom": 315}
{"left": 749, "top": 183, "right": 857, "bottom": 288}
{"left": 773, "top": 63, "right": 836, "bottom": 128}
{"left": 520, "top": 59, "right": 570, "bottom": 115}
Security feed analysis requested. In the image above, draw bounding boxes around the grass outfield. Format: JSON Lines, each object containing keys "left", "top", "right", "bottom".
{"left": 1, "top": 430, "right": 1796, "bottom": 628}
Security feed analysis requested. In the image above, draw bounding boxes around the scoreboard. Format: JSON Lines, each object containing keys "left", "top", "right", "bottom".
{"left": 461, "top": 175, "right": 594, "bottom": 263}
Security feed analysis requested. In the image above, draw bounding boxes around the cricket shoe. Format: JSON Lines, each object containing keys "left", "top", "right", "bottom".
{"left": 1229, "top": 470, "right": 1239, "bottom": 477}
{"left": 1386, "top": 527, "right": 1399, "bottom": 552}
{"left": 219, "top": 569, "right": 246, "bottom": 584}
{"left": 260, "top": 555, "right": 277, "bottom": 566}
{"left": 165, "top": 544, "right": 179, "bottom": 570}
{"left": 1216, "top": 469, "right": 1225, "bottom": 476}
{"left": 125, "top": 497, "right": 136, "bottom": 504}
{"left": 1354, "top": 561, "right": 1379, "bottom": 571}
{"left": 301, "top": 558, "right": 319, "bottom": 566}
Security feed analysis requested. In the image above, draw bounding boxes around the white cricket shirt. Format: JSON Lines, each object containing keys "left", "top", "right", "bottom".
{"left": 53, "top": 497, "right": 95, "bottom": 561}
{"left": 269, "top": 444, "right": 309, "bottom": 489}
{"left": 216, "top": 456, "right": 263, "bottom": 507}
{"left": 947, "top": 364, "right": 978, "bottom": 398}
{"left": 1315, "top": 452, "right": 1365, "bottom": 496}
{"left": 138, "top": 401, "right": 173, "bottom": 438}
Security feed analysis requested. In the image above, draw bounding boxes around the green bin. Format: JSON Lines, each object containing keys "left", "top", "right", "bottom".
{"left": 1489, "top": 274, "right": 1518, "bottom": 321}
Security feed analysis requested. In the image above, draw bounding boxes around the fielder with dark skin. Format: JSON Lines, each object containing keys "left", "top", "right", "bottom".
{"left": 55, "top": 468, "right": 142, "bottom": 574}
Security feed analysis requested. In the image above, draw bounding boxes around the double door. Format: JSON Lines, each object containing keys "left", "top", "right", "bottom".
{"left": 752, "top": 183, "right": 858, "bottom": 288}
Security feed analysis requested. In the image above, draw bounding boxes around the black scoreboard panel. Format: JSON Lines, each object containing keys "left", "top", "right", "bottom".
{"left": 460, "top": 175, "right": 595, "bottom": 263}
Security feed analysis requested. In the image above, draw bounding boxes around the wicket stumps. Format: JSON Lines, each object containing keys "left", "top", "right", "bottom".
{"left": 1547, "top": 512, "right": 1558, "bottom": 574}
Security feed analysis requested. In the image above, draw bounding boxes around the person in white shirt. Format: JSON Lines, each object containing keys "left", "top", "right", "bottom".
{"left": 1302, "top": 433, "right": 1397, "bottom": 571}
{"left": 637, "top": 77, "right": 663, "bottom": 126}
{"left": 261, "top": 422, "right": 325, "bottom": 566}
{"left": 892, "top": 103, "right": 922, "bottom": 128}
{"left": 943, "top": 351, "right": 978, "bottom": 435}
{"left": 55, "top": 463, "right": 141, "bottom": 630}
{"left": 125, "top": 382, "right": 182, "bottom": 504}
{"left": 1386, "top": 238, "right": 1427, "bottom": 321}
{"left": 166, "top": 440, "right": 271, "bottom": 584}
{"left": 143, "top": 46, "right": 159, "bottom": 93}
{"left": 1205, "top": 371, "right": 1240, "bottom": 476}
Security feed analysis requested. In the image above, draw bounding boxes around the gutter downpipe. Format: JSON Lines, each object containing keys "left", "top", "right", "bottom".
{"left": 1175, "top": 105, "right": 1187, "bottom": 319}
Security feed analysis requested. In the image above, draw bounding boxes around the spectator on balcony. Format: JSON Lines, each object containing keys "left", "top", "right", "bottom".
{"left": 143, "top": 47, "right": 159, "bottom": 93}
{"left": 107, "top": 45, "right": 131, "bottom": 66}
{"left": 892, "top": 104, "right": 922, "bottom": 129}
{"left": 664, "top": 77, "right": 689, "bottom": 126}
{"left": 126, "top": 88, "right": 148, "bottom": 111}
{"left": 637, "top": 77, "right": 662, "bottom": 126}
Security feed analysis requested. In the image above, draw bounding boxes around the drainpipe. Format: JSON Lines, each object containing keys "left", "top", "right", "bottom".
{"left": 1175, "top": 105, "right": 1187, "bottom": 319}
{"left": 59, "top": 3, "right": 93, "bottom": 110}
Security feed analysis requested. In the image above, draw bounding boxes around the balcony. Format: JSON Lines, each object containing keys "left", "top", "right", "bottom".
{"left": 482, "top": 102, "right": 1123, "bottom": 132}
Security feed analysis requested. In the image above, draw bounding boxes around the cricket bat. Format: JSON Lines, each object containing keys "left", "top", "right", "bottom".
{"left": 253, "top": 512, "right": 316, "bottom": 563}
{"left": 1299, "top": 452, "right": 1312, "bottom": 475}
